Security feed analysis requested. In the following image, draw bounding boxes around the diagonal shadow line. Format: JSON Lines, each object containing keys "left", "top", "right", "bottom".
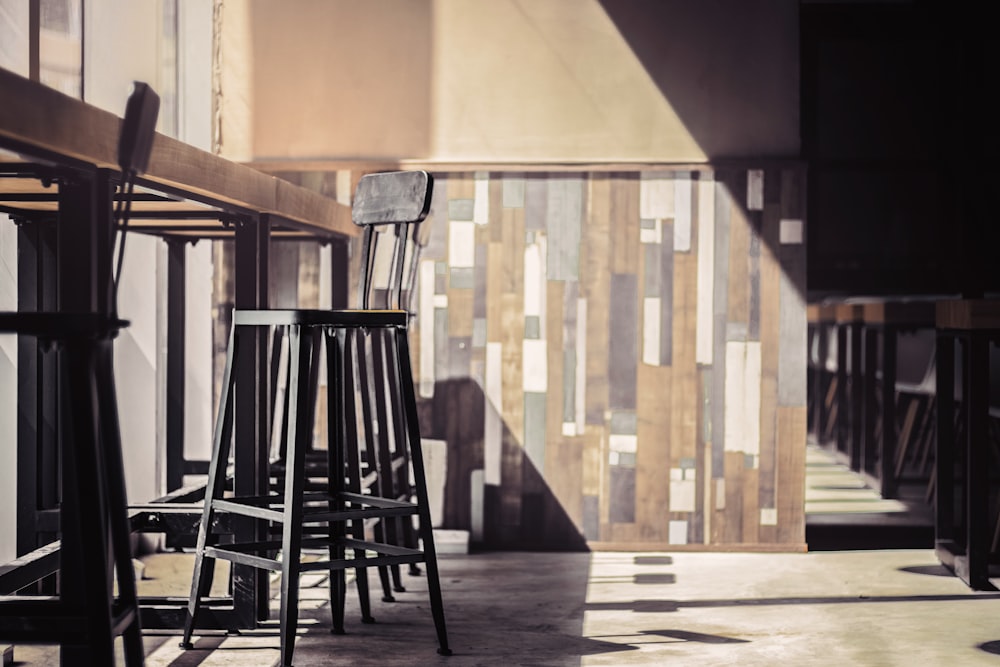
{"left": 586, "top": 592, "right": 1000, "bottom": 614}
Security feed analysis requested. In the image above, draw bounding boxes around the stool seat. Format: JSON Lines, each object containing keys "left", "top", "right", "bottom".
{"left": 234, "top": 308, "right": 407, "bottom": 328}
{"left": 0, "top": 312, "right": 129, "bottom": 339}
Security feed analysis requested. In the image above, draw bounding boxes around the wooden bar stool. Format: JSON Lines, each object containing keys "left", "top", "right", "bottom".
{"left": 181, "top": 171, "right": 451, "bottom": 667}
{"left": 0, "top": 314, "right": 144, "bottom": 666}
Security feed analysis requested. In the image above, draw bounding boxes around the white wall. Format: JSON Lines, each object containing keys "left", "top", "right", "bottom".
{"left": 0, "top": 1, "right": 217, "bottom": 560}
{"left": 0, "top": 0, "right": 30, "bottom": 565}
{"left": 178, "top": 1, "right": 216, "bottom": 477}
{"left": 84, "top": 1, "right": 165, "bottom": 506}
{"left": 245, "top": 0, "right": 799, "bottom": 164}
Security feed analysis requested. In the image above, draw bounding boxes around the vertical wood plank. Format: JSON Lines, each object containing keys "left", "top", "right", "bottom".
{"left": 727, "top": 173, "right": 750, "bottom": 330}
{"left": 486, "top": 243, "right": 503, "bottom": 343}
{"left": 611, "top": 174, "right": 640, "bottom": 274}
{"left": 544, "top": 280, "right": 566, "bottom": 494}
{"left": 500, "top": 290, "right": 524, "bottom": 527}
{"left": 498, "top": 179, "right": 525, "bottom": 531}
{"left": 583, "top": 174, "right": 611, "bottom": 426}
{"left": 636, "top": 363, "right": 671, "bottom": 541}
{"left": 671, "top": 252, "right": 699, "bottom": 465}
{"left": 711, "top": 175, "right": 732, "bottom": 478}
{"left": 777, "top": 406, "right": 808, "bottom": 544}
{"left": 742, "top": 466, "right": 760, "bottom": 543}
{"left": 758, "top": 203, "right": 782, "bottom": 534}
{"left": 723, "top": 451, "right": 744, "bottom": 543}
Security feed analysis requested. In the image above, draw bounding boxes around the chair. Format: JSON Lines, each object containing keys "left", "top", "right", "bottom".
{"left": 181, "top": 170, "right": 451, "bottom": 667}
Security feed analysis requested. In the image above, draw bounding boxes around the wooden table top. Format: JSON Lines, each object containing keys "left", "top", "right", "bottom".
{"left": 0, "top": 66, "right": 355, "bottom": 239}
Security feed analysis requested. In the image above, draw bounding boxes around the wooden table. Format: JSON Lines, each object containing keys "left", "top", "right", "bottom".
{"left": 935, "top": 298, "right": 1000, "bottom": 591}
{"left": 858, "top": 301, "right": 936, "bottom": 499}
{"left": 0, "top": 66, "right": 357, "bottom": 630}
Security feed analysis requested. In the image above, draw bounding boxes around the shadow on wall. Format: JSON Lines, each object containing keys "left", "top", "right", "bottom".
{"left": 597, "top": 0, "right": 799, "bottom": 160}
{"left": 417, "top": 376, "right": 590, "bottom": 552}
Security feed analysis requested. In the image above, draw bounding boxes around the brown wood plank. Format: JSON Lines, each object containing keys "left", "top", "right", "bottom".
{"left": 723, "top": 451, "right": 745, "bottom": 543}
{"left": 757, "top": 204, "right": 782, "bottom": 537}
{"left": 727, "top": 182, "right": 750, "bottom": 327}
{"left": 500, "top": 207, "right": 525, "bottom": 294}
{"left": 671, "top": 252, "right": 699, "bottom": 464}
{"left": 741, "top": 467, "right": 760, "bottom": 544}
{"left": 550, "top": 438, "right": 584, "bottom": 529}
{"left": 545, "top": 280, "right": 566, "bottom": 475}
{"left": 701, "top": 426, "right": 713, "bottom": 545}
{"left": 636, "top": 363, "right": 671, "bottom": 542}
{"left": 610, "top": 175, "right": 640, "bottom": 274}
{"left": 447, "top": 287, "right": 474, "bottom": 338}
{"left": 486, "top": 242, "right": 504, "bottom": 343}
{"left": 499, "top": 291, "right": 525, "bottom": 526}
{"left": 489, "top": 176, "right": 505, "bottom": 243}
{"left": 776, "top": 406, "right": 807, "bottom": 544}
{"left": 711, "top": 476, "right": 726, "bottom": 544}
{"left": 780, "top": 167, "right": 805, "bottom": 221}
{"left": 449, "top": 174, "right": 475, "bottom": 200}
{"left": 608, "top": 522, "right": 639, "bottom": 544}
{"left": 582, "top": 175, "right": 611, "bottom": 427}
{"left": 582, "top": 426, "right": 603, "bottom": 498}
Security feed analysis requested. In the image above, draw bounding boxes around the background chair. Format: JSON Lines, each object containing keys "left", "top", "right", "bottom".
{"left": 181, "top": 170, "right": 451, "bottom": 667}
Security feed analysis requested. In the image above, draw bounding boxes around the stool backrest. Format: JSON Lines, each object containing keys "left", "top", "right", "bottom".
{"left": 352, "top": 170, "right": 433, "bottom": 310}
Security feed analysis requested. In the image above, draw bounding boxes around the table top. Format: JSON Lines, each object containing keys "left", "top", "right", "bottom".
{"left": 0, "top": 66, "right": 355, "bottom": 240}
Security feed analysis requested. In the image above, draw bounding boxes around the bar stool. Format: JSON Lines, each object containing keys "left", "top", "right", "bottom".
{"left": 0, "top": 314, "right": 144, "bottom": 666}
{"left": 181, "top": 170, "right": 451, "bottom": 667}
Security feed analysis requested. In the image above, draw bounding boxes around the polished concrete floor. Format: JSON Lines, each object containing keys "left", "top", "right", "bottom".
{"left": 7, "top": 444, "right": 1000, "bottom": 666}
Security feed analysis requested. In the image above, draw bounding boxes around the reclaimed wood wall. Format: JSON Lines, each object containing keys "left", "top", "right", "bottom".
{"left": 410, "top": 167, "right": 807, "bottom": 551}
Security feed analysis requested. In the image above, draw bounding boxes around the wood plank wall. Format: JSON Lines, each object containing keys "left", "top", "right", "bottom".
{"left": 411, "top": 168, "right": 808, "bottom": 550}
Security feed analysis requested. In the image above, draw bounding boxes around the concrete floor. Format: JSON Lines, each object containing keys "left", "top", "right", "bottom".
{"left": 7, "top": 444, "right": 1000, "bottom": 666}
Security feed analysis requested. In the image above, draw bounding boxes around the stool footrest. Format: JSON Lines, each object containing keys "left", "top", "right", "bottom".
{"left": 212, "top": 492, "right": 420, "bottom": 524}
{"left": 0, "top": 597, "right": 138, "bottom": 642}
{"left": 205, "top": 536, "right": 427, "bottom": 573}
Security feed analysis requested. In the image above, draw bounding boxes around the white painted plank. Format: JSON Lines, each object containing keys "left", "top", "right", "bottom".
{"left": 724, "top": 341, "right": 746, "bottom": 452}
{"left": 448, "top": 220, "right": 476, "bottom": 268}
{"left": 575, "top": 297, "right": 587, "bottom": 435}
{"left": 669, "top": 520, "right": 689, "bottom": 545}
{"left": 419, "top": 260, "right": 436, "bottom": 398}
{"left": 674, "top": 172, "right": 692, "bottom": 252}
{"left": 484, "top": 342, "right": 503, "bottom": 485}
{"left": 744, "top": 341, "right": 762, "bottom": 456}
{"left": 642, "top": 296, "right": 661, "bottom": 366}
{"left": 780, "top": 218, "right": 804, "bottom": 244}
{"left": 670, "top": 479, "right": 697, "bottom": 513}
{"left": 522, "top": 339, "right": 547, "bottom": 392}
{"left": 640, "top": 175, "right": 673, "bottom": 219}
{"left": 474, "top": 171, "right": 489, "bottom": 225}
{"left": 747, "top": 169, "right": 764, "bottom": 211}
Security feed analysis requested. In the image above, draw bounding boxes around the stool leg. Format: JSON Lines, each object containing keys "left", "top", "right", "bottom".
{"left": 278, "top": 326, "right": 308, "bottom": 667}
{"left": 392, "top": 328, "right": 451, "bottom": 656}
{"left": 355, "top": 330, "right": 396, "bottom": 603}
{"left": 383, "top": 329, "right": 422, "bottom": 577}
{"left": 326, "top": 328, "right": 349, "bottom": 633}
{"left": 371, "top": 330, "right": 406, "bottom": 593}
{"left": 343, "top": 329, "right": 376, "bottom": 622}
{"left": 93, "top": 338, "right": 145, "bottom": 666}
{"left": 182, "top": 325, "right": 239, "bottom": 648}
